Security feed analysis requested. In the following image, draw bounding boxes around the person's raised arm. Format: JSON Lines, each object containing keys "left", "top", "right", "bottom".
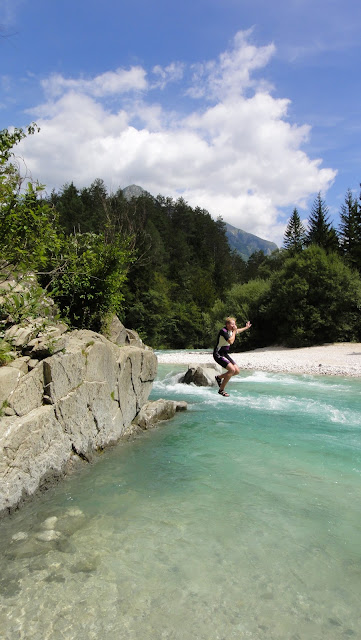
{"left": 236, "top": 321, "right": 252, "bottom": 335}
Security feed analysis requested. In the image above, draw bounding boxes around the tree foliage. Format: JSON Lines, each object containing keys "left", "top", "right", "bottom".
{"left": 265, "top": 246, "right": 361, "bottom": 346}
{"left": 48, "top": 185, "right": 234, "bottom": 345}
{"left": 283, "top": 207, "right": 306, "bottom": 253}
{"left": 338, "top": 188, "right": 361, "bottom": 270}
{"left": 0, "top": 127, "right": 135, "bottom": 333}
{"left": 306, "top": 192, "right": 339, "bottom": 252}
{"left": 0, "top": 125, "right": 60, "bottom": 273}
{"left": 40, "top": 232, "right": 134, "bottom": 332}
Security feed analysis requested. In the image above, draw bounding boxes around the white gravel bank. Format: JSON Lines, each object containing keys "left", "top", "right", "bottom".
{"left": 156, "top": 343, "right": 361, "bottom": 377}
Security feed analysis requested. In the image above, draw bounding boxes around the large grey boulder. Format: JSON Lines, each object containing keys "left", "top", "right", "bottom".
{"left": 132, "top": 399, "right": 187, "bottom": 431}
{"left": 180, "top": 363, "right": 221, "bottom": 387}
{"left": 0, "top": 329, "right": 158, "bottom": 517}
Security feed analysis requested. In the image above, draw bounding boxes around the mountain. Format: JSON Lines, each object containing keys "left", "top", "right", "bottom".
{"left": 122, "top": 184, "right": 148, "bottom": 200}
{"left": 225, "top": 222, "right": 278, "bottom": 260}
{"left": 122, "top": 185, "right": 278, "bottom": 260}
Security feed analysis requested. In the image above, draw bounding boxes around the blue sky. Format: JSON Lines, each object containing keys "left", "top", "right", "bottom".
{"left": 1, "top": 0, "right": 361, "bottom": 245}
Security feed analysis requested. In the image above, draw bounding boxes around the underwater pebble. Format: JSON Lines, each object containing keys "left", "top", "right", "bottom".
{"left": 35, "top": 530, "right": 61, "bottom": 542}
{"left": 65, "top": 508, "right": 84, "bottom": 517}
{"left": 41, "top": 516, "right": 58, "bottom": 530}
{"left": 11, "top": 531, "right": 28, "bottom": 542}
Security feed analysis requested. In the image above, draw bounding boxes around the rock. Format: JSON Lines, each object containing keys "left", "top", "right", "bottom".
{"left": 126, "top": 328, "right": 144, "bottom": 349}
{"left": 180, "top": 363, "right": 221, "bottom": 386}
{"left": 0, "top": 328, "right": 158, "bottom": 517}
{"left": 25, "top": 337, "right": 65, "bottom": 359}
{"left": 35, "top": 530, "right": 61, "bottom": 542}
{"left": 4, "top": 407, "right": 16, "bottom": 416}
{"left": 38, "top": 323, "right": 68, "bottom": 339}
{"left": 8, "top": 356, "right": 30, "bottom": 375}
{"left": 133, "top": 399, "right": 188, "bottom": 430}
{"left": 8, "top": 364, "right": 45, "bottom": 416}
{"left": 65, "top": 508, "right": 84, "bottom": 517}
{"left": 4, "top": 317, "right": 45, "bottom": 348}
{"left": 41, "top": 516, "right": 58, "bottom": 529}
{"left": 102, "top": 314, "right": 129, "bottom": 346}
{"left": 28, "top": 358, "right": 40, "bottom": 370}
{"left": 4, "top": 324, "right": 36, "bottom": 348}
{"left": 12, "top": 532, "right": 28, "bottom": 542}
{"left": 175, "top": 401, "right": 188, "bottom": 411}
{"left": 0, "top": 366, "right": 20, "bottom": 406}
{"left": 43, "top": 345, "right": 87, "bottom": 404}
{"left": 117, "top": 347, "right": 158, "bottom": 428}
{"left": 0, "top": 405, "right": 71, "bottom": 514}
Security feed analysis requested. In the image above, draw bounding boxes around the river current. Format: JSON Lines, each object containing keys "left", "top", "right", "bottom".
{"left": 0, "top": 361, "right": 360, "bottom": 639}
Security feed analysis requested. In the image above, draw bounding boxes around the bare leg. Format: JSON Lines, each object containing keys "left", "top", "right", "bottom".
{"left": 219, "top": 363, "right": 239, "bottom": 392}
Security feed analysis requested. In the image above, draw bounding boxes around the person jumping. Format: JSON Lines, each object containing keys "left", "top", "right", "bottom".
{"left": 213, "top": 317, "right": 251, "bottom": 397}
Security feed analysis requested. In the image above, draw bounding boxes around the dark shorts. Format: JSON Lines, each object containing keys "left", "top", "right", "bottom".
{"left": 213, "top": 351, "right": 236, "bottom": 369}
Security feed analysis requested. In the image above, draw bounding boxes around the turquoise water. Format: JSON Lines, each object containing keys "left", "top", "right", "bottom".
{"left": 1, "top": 363, "right": 361, "bottom": 639}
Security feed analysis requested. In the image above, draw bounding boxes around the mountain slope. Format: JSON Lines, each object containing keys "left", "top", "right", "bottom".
{"left": 225, "top": 222, "right": 278, "bottom": 260}
{"left": 122, "top": 185, "right": 278, "bottom": 259}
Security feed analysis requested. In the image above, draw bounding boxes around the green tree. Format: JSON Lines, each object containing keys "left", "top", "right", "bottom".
{"left": 49, "top": 182, "right": 85, "bottom": 234}
{"left": 306, "top": 192, "right": 338, "bottom": 252}
{"left": 266, "top": 246, "right": 361, "bottom": 347}
{"left": 44, "top": 231, "right": 134, "bottom": 331}
{"left": 283, "top": 207, "right": 306, "bottom": 253}
{"left": 245, "top": 250, "right": 268, "bottom": 281}
{"left": 0, "top": 125, "right": 61, "bottom": 274}
{"left": 338, "top": 188, "right": 361, "bottom": 270}
{"left": 219, "top": 278, "right": 272, "bottom": 350}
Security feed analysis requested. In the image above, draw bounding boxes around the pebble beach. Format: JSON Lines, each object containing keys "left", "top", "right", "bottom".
{"left": 157, "top": 343, "right": 361, "bottom": 377}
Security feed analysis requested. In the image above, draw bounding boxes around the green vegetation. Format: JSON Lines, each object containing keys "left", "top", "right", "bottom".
{"left": 0, "top": 339, "right": 13, "bottom": 366}
{"left": 1, "top": 124, "right": 361, "bottom": 352}
{"left": 0, "top": 127, "right": 135, "bottom": 336}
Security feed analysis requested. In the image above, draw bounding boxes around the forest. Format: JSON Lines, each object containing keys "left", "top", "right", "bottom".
{"left": 1, "top": 125, "right": 361, "bottom": 353}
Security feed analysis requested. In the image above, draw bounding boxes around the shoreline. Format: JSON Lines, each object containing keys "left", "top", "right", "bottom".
{"left": 156, "top": 343, "right": 361, "bottom": 377}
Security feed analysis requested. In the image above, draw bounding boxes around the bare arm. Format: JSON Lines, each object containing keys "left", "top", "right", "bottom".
{"left": 236, "top": 321, "right": 252, "bottom": 334}
{"left": 227, "top": 321, "right": 251, "bottom": 344}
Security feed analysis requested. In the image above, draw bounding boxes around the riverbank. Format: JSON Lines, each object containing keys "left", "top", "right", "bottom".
{"left": 156, "top": 343, "right": 361, "bottom": 377}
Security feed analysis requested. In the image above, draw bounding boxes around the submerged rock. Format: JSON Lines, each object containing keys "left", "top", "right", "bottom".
{"left": 180, "top": 363, "right": 221, "bottom": 387}
{"left": 41, "top": 516, "right": 58, "bottom": 530}
{"left": 35, "top": 530, "right": 62, "bottom": 542}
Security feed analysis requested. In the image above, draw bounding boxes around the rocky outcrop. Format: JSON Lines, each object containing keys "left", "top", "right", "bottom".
{"left": 0, "top": 327, "right": 158, "bottom": 517}
{"left": 102, "top": 314, "right": 145, "bottom": 349}
{"left": 131, "top": 399, "right": 187, "bottom": 432}
{"left": 180, "top": 363, "right": 221, "bottom": 387}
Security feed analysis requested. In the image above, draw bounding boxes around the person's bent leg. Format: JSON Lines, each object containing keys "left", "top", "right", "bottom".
{"left": 219, "top": 363, "right": 236, "bottom": 392}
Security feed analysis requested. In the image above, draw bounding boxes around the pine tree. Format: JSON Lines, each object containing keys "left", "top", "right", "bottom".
{"left": 306, "top": 192, "right": 338, "bottom": 252}
{"left": 283, "top": 207, "right": 306, "bottom": 253}
{"left": 338, "top": 187, "right": 361, "bottom": 270}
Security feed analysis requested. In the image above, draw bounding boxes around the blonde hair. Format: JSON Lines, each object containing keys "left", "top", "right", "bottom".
{"left": 225, "top": 316, "right": 236, "bottom": 325}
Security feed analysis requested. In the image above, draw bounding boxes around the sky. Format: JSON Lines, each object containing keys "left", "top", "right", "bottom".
{"left": 1, "top": 0, "right": 361, "bottom": 245}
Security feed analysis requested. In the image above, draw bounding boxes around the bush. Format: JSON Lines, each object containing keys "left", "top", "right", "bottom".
{"left": 45, "top": 232, "right": 134, "bottom": 331}
{"left": 266, "top": 246, "right": 361, "bottom": 346}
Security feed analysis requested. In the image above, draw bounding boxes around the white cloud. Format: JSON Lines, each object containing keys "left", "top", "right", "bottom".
{"left": 41, "top": 67, "right": 148, "bottom": 99}
{"left": 18, "top": 30, "right": 336, "bottom": 245}
{"left": 188, "top": 29, "right": 275, "bottom": 100}
{"left": 151, "top": 62, "right": 185, "bottom": 89}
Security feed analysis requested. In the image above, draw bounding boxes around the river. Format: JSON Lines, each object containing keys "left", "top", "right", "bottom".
{"left": 0, "top": 362, "right": 360, "bottom": 639}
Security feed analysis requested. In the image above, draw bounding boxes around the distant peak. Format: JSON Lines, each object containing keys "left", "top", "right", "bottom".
{"left": 122, "top": 184, "right": 147, "bottom": 201}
